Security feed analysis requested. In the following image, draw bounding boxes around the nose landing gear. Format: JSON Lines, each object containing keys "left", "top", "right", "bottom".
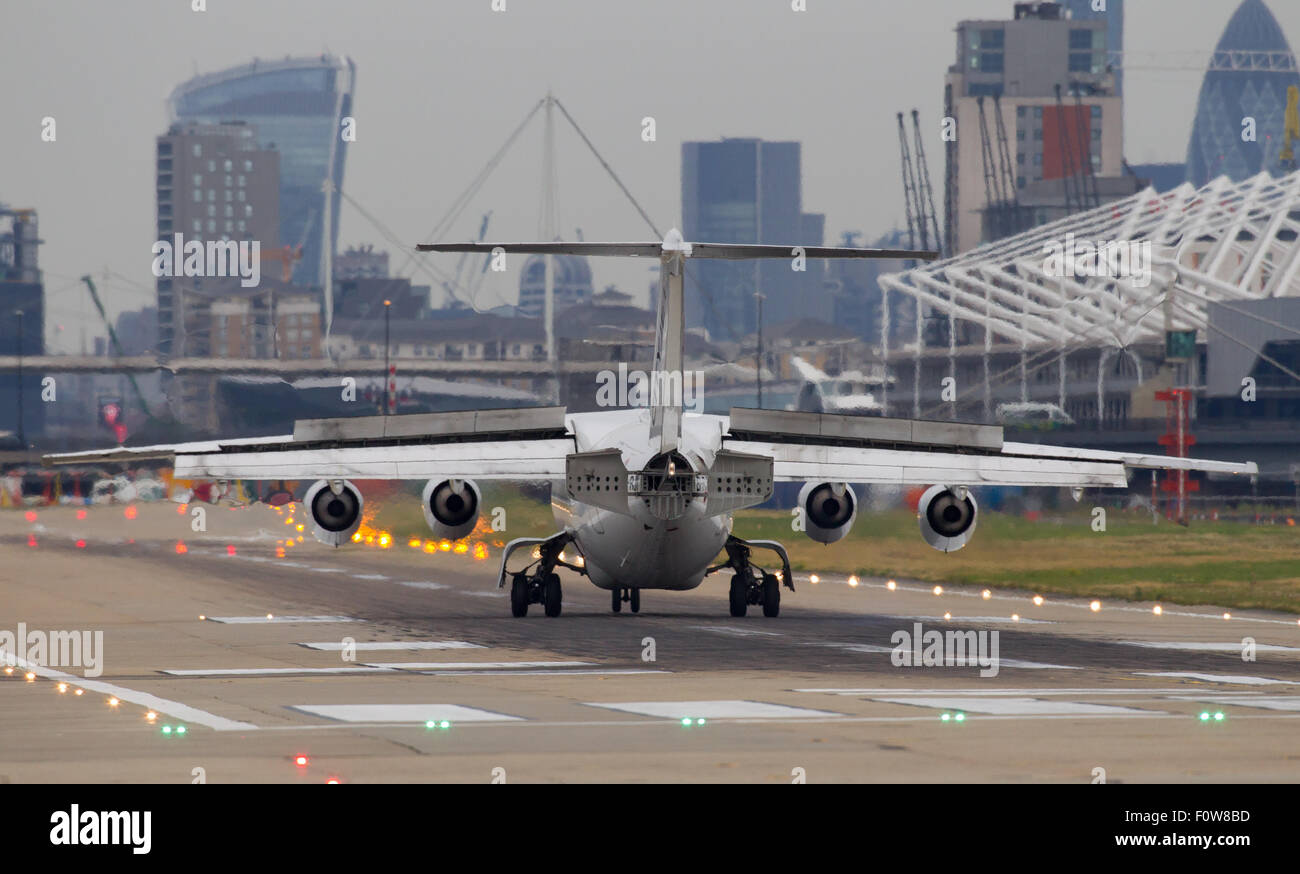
{"left": 611, "top": 587, "right": 641, "bottom": 613}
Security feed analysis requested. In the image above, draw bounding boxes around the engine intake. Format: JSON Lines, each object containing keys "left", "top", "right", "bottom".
{"left": 798, "top": 481, "right": 857, "bottom": 544}
{"left": 422, "top": 478, "right": 481, "bottom": 541}
{"left": 304, "top": 479, "right": 364, "bottom": 547}
{"left": 918, "top": 484, "right": 978, "bottom": 553}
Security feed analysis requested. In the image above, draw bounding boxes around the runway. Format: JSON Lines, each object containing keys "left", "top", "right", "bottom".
{"left": 4, "top": 503, "right": 1300, "bottom": 783}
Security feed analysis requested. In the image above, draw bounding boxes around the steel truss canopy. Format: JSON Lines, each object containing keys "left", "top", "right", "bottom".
{"left": 879, "top": 170, "right": 1300, "bottom": 352}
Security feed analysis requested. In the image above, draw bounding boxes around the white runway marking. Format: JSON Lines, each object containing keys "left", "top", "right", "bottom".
{"left": 459, "top": 591, "right": 502, "bottom": 599}
{"left": 416, "top": 668, "right": 671, "bottom": 676}
{"left": 584, "top": 700, "right": 842, "bottom": 719}
{"left": 365, "top": 660, "right": 593, "bottom": 670}
{"left": 299, "top": 640, "right": 484, "bottom": 651}
{"left": 816, "top": 643, "right": 1078, "bottom": 670}
{"left": 7, "top": 654, "right": 257, "bottom": 731}
{"left": 794, "top": 687, "right": 1198, "bottom": 696}
{"left": 352, "top": 573, "right": 388, "bottom": 581}
{"left": 290, "top": 703, "right": 523, "bottom": 723}
{"left": 890, "top": 615, "right": 1055, "bottom": 625}
{"left": 872, "top": 696, "right": 1155, "bottom": 716}
{"left": 397, "top": 581, "right": 449, "bottom": 591}
{"left": 204, "top": 615, "right": 358, "bottom": 624}
{"left": 1135, "top": 672, "right": 1300, "bottom": 686}
{"left": 1120, "top": 641, "right": 1300, "bottom": 653}
{"left": 691, "top": 625, "right": 784, "bottom": 637}
{"left": 161, "top": 666, "right": 394, "bottom": 676}
{"left": 1171, "top": 696, "right": 1300, "bottom": 712}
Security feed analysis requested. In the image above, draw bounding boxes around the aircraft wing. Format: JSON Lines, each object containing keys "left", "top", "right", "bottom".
{"left": 722, "top": 408, "right": 1257, "bottom": 488}
{"left": 43, "top": 407, "right": 575, "bottom": 481}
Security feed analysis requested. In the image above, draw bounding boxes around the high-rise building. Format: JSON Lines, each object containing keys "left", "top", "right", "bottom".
{"left": 1185, "top": 0, "right": 1300, "bottom": 188}
{"left": 0, "top": 205, "right": 44, "bottom": 445}
{"left": 337, "top": 244, "right": 389, "bottom": 280}
{"left": 1062, "top": 0, "right": 1124, "bottom": 95}
{"left": 945, "top": 2, "right": 1128, "bottom": 254}
{"left": 155, "top": 122, "right": 281, "bottom": 355}
{"left": 168, "top": 55, "right": 356, "bottom": 289}
{"left": 681, "top": 138, "right": 825, "bottom": 341}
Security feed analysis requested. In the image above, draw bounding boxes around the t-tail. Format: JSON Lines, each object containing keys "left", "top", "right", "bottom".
{"left": 417, "top": 231, "right": 939, "bottom": 453}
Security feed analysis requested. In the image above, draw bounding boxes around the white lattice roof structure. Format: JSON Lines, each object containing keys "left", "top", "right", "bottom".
{"left": 879, "top": 170, "right": 1300, "bottom": 352}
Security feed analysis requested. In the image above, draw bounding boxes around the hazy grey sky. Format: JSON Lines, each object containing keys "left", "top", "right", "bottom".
{"left": 5, "top": 0, "right": 1298, "bottom": 352}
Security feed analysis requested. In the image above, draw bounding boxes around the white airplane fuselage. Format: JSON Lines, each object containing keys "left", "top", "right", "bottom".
{"left": 551, "top": 410, "right": 734, "bottom": 591}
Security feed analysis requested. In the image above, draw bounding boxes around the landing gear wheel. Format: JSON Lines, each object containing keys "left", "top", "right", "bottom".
{"left": 611, "top": 587, "right": 622, "bottom": 613}
{"left": 762, "top": 572, "right": 781, "bottom": 618}
{"left": 543, "top": 573, "right": 563, "bottom": 617}
{"left": 630, "top": 588, "right": 640, "bottom": 613}
{"left": 729, "top": 575, "right": 748, "bottom": 617}
{"left": 510, "top": 573, "right": 529, "bottom": 618}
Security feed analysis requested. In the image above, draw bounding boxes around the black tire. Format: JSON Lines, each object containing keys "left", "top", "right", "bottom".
{"left": 611, "top": 587, "right": 622, "bottom": 613}
{"left": 762, "top": 573, "right": 781, "bottom": 618}
{"left": 543, "top": 573, "right": 563, "bottom": 617}
{"left": 510, "top": 573, "right": 529, "bottom": 617}
{"left": 729, "top": 574, "right": 748, "bottom": 617}
{"left": 630, "top": 588, "right": 640, "bottom": 613}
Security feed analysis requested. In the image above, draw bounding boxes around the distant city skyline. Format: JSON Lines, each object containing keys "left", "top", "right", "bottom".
{"left": 6, "top": 0, "right": 1300, "bottom": 353}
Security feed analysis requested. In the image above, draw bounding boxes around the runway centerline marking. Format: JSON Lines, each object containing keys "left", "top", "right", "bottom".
{"left": 203, "top": 615, "right": 358, "bottom": 624}
{"left": 584, "top": 700, "right": 842, "bottom": 719}
{"left": 289, "top": 704, "right": 524, "bottom": 723}
{"left": 1134, "top": 672, "right": 1300, "bottom": 686}
{"left": 160, "top": 666, "right": 395, "bottom": 676}
{"left": 871, "top": 696, "right": 1157, "bottom": 715}
{"left": 1120, "top": 641, "right": 1300, "bottom": 653}
{"left": 299, "top": 640, "right": 485, "bottom": 652}
{"left": 364, "top": 660, "right": 594, "bottom": 670}
{"left": 1170, "top": 695, "right": 1300, "bottom": 712}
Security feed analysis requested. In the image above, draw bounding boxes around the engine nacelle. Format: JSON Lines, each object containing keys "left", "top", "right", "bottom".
{"left": 304, "top": 479, "right": 364, "bottom": 547}
{"left": 422, "top": 478, "right": 481, "bottom": 541}
{"left": 918, "top": 484, "right": 978, "bottom": 553}
{"left": 797, "top": 481, "right": 857, "bottom": 544}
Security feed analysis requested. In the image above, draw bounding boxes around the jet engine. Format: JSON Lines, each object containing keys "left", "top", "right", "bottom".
{"left": 303, "top": 479, "right": 364, "bottom": 547}
{"left": 797, "top": 481, "right": 857, "bottom": 544}
{"left": 422, "top": 478, "right": 481, "bottom": 541}
{"left": 917, "top": 484, "right": 978, "bottom": 553}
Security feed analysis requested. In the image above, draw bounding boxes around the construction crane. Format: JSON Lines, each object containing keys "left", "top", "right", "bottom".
{"left": 1282, "top": 85, "right": 1300, "bottom": 171}
{"left": 259, "top": 244, "right": 303, "bottom": 283}
{"left": 896, "top": 113, "right": 921, "bottom": 251}
{"left": 991, "top": 95, "right": 1026, "bottom": 235}
{"left": 976, "top": 96, "right": 1010, "bottom": 240}
{"left": 80, "top": 275, "right": 156, "bottom": 425}
{"left": 911, "top": 110, "right": 943, "bottom": 256}
{"left": 442, "top": 212, "right": 492, "bottom": 305}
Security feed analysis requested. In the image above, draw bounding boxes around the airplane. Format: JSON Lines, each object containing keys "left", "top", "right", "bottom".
{"left": 45, "top": 229, "right": 1258, "bottom": 619}
{"left": 791, "top": 355, "right": 888, "bottom": 416}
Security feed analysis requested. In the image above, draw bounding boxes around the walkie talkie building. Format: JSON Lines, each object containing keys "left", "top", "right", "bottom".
{"left": 168, "top": 55, "right": 356, "bottom": 289}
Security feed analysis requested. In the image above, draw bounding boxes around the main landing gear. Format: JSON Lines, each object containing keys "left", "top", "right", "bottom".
{"left": 706, "top": 535, "right": 794, "bottom": 618}
{"left": 498, "top": 533, "right": 586, "bottom": 618}
{"left": 611, "top": 587, "right": 640, "bottom": 613}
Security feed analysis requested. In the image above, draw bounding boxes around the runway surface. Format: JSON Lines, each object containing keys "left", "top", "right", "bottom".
{"left": 4, "top": 503, "right": 1300, "bottom": 783}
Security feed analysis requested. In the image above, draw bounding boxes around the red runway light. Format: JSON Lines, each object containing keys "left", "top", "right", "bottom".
{"left": 295, "top": 755, "right": 309, "bottom": 767}
{"left": 124, "top": 506, "right": 137, "bottom": 520}
{"left": 176, "top": 504, "right": 187, "bottom": 515}
{"left": 75, "top": 539, "right": 86, "bottom": 549}
{"left": 76, "top": 509, "right": 87, "bottom": 520}
{"left": 24, "top": 511, "right": 36, "bottom": 522}
{"left": 175, "top": 542, "right": 188, "bottom": 555}
{"left": 226, "top": 544, "right": 237, "bottom": 555}
{"left": 326, "top": 777, "right": 341, "bottom": 784}
{"left": 27, "top": 535, "right": 37, "bottom": 548}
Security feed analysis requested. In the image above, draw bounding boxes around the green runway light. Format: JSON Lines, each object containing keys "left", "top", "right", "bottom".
{"left": 954, "top": 712, "right": 966, "bottom": 723}
{"left": 681, "top": 717, "right": 693, "bottom": 727}
{"left": 1199, "top": 711, "right": 1211, "bottom": 721}
{"left": 176, "top": 725, "right": 187, "bottom": 735}
{"left": 1214, "top": 711, "right": 1225, "bottom": 722}
{"left": 426, "top": 720, "right": 435, "bottom": 729}
{"left": 161, "top": 725, "right": 172, "bottom": 735}
{"left": 941, "top": 713, "right": 951, "bottom": 722}
{"left": 439, "top": 720, "right": 450, "bottom": 730}
{"left": 696, "top": 718, "right": 706, "bottom": 726}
